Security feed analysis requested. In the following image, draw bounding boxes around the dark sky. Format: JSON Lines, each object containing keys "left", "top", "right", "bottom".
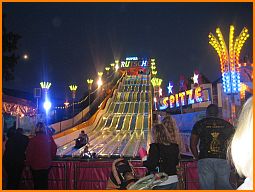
{"left": 3, "top": 3, "right": 253, "bottom": 105}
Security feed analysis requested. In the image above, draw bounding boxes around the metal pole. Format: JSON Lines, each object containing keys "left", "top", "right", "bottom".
{"left": 36, "top": 97, "right": 39, "bottom": 123}
{"left": 88, "top": 89, "right": 91, "bottom": 111}
{"left": 72, "top": 98, "right": 74, "bottom": 126}
{"left": 230, "top": 94, "right": 236, "bottom": 125}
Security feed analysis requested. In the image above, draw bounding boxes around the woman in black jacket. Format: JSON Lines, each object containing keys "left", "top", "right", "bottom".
{"left": 143, "top": 123, "right": 179, "bottom": 190}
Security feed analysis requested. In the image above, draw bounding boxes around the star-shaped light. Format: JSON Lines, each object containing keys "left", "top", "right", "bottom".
{"left": 167, "top": 82, "right": 173, "bottom": 94}
{"left": 192, "top": 73, "right": 199, "bottom": 84}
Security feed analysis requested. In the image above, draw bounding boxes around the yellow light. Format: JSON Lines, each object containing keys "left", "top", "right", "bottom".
{"left": 105, "top": 67, "right": 110, "bottom": 71}
{"left": 151, "top": 77, "right": 163, "bottom": 87}
{"left": 87, "top": 79, "right": 93, "bottom": 84}
{"left": 97, "top": 78, "right": 103, "bottom": 88}
{"left": 115, "top": 64, "right": 119, "bottom": 71}
{"left": 152, "top": 70, "right": 158, "bottom": 75}
{"left": 69, "top": 85, "right": 78, "bottom": 91}
{"left": 98, "top": 72, "right": 103, "bottom": 77}
{"left": 40, "top": 81, "right": 51, "bottom": 89}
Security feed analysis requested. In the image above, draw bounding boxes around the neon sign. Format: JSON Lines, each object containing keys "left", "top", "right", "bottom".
{"left": 167, "top": 81, "right": 174, "bottom": 94}
{"left": 120, "top": 59, "right": 149, "bottom": 68}
{"left": 159, "top": 86, "right": 207, "bottom": 110}
{"left": 126, "top": 57, "right": 138, "bottom": 61}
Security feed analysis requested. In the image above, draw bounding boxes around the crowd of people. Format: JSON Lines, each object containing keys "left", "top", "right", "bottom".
{"left": 139, "top": 97, "right": 253, "bottom": 190}
{"left": 3, "top": 122, "right": 57, "bottom": 189}
{"left": 2, "top": 97, "right": 253, "bottom": 190}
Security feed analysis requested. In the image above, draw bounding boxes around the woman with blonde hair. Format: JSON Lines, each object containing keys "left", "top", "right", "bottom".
{"left": 229, "top": 97, "right": 253, "bottom": 190}
{"left": 141, "top": 123, "right": 179, "bottom": 189}
{"left": 162, "top": 115, "right": 184, "bottom": 152}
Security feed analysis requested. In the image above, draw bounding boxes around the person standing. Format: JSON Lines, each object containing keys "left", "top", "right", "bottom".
{"left": 228, "top": 97, "right": 253, "bottom": 190}
{"left": 190, "top": 104, "right": 234, "bottom": 189}
{"left": 141, "top": 123, "right": 179, "bottom": 190}
{"left": 3, "top": 128, "right": 29, "bottom": 189}
{"left": 26, "top": 122, "right": 57, "bottom": 189}
{"left": 162, "top": 115, "right": 184, "bottom": 152}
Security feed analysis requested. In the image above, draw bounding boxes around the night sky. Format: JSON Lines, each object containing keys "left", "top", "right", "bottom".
{"left": 3, "top": 3, "right": 253, "bottom": 105}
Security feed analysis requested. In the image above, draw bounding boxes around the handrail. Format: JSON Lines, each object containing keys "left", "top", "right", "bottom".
{"left": 53, "top": 72, "right": 125, "bottom": 139}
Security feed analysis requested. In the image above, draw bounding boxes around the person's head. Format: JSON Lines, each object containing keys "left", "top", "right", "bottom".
{"left": 161, "top": 115, "right": 178, "bottom": 143}
{"left": 16, "top": 128, "right": 24, "bottom": 134}
{"left": 162, "top": 115, "right": 175, "bottom": 128}
{"left": 229, "top": 97, "right": 253, "bottom": 179}
{"left": 7, "top": 126, "right": 16, "bottom": 139}
{"left": 206, "top": 104, "right": 219, "bottom": 117}
{"left": 152, "top": 123, "right": 172, "bottom": 145}
{"left": 35, "top": 122, "right": 46, "bottom": 134}
{"left": 81, "top": 130, "right": 85, "bottom": 134}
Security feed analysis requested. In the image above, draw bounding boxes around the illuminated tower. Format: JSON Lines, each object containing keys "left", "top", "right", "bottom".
{"left": 209, "top": 25, "right": 249, "bottom": 122}
{"left": 209, "top": 25, "right": 249, "bottom": 94}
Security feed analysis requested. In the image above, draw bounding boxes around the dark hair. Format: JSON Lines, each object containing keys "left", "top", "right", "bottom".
{"left": 81, "top": 130, "right": 85, "bottom": 133}
{"left": 16, "top": 128, "right": 24, "bottom": 134}
{"left": 7, "top": 126, "right": 16, "bottom": 138}
{"left": 206, "top": 104, "right": 219, "bottom": 117}
{"left": 35, "top": 122, "right": 46, "bottom": 133}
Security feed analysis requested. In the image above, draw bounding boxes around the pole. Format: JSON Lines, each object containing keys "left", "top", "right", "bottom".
{"left": 230, "top": 94, "right": 236, "bottom": 125}
{"left": 36, "top": 97, "right": 39, "bottom": 123}
{"left": 72, "top": 98, "right": 74, "bottom": 126}
{"left": 88, "top": 89, "right": 91, "bottom": 111}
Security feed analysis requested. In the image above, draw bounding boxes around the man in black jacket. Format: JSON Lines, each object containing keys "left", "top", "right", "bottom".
{"left": 3, "top": 128, "right": 29, "bottom": 189}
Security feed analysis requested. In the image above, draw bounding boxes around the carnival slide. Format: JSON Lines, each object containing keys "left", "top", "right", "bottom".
{"left": 56, "top": 74, "right": 152, "bottom": 158}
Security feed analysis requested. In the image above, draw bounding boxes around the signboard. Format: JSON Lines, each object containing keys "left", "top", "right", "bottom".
{"left": 159, "top": 86, "right": 211, "bottom": 110}
{"left": 120, "top": 57, "right": 149, "bottom": 68}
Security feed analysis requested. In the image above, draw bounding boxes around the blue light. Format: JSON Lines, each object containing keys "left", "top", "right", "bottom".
{"left": 159, "top": 105, "right": 168, "bottom": 110}
{"left": 43, "top": 100, "right": 52, "bottom": 113}
{"left": 141, "top": 60, "right": 148, "bottom": 67}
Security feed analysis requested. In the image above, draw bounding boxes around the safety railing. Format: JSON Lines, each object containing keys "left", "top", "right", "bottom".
{"left": 2, "top": 159, "right": 199, "bottom": 190}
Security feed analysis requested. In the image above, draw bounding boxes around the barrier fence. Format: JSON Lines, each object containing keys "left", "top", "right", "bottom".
{"left": 3, "top": 159, "right": 199, "bottom": 190}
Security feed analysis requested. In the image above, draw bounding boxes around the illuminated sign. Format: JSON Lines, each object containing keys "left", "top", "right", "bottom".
{"left": 120, "top": 58, "right": 149, "bottom": 68}
{"left": 159, "top": 86, "right": 209, "bottom": 110}
{"left": 126, "top": 57, "right": 138, "bottom": 61}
